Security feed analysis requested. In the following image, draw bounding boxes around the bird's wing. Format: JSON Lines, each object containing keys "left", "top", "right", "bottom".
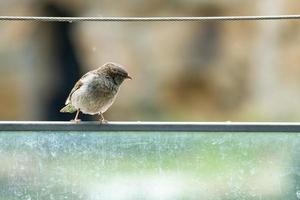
{"left": 65, "top": 80, "right": 83, "bottom": 105}
{"left": 65, "top": 71, "right": 96, "bottom": 105}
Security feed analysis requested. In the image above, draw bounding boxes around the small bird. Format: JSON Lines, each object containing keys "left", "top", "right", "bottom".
{"left": 60, "top": 62, "right": 131, "bottom": 123}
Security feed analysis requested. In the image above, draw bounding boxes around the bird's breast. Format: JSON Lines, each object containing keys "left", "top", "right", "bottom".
{"left": 88, "top": 77, "right": 118, "bottom": 97}
{"left": 71, "top": 76, "right": 119, "bottom": 114}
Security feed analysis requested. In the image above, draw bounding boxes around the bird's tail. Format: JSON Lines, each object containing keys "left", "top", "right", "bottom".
{"left": 60, "top": 104, "right": 77, "bottom": 113}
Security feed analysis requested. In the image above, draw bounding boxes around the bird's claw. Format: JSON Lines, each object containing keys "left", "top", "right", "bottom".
{"left": 71, "top": 119, "right": 81, "bottom": 124}
{"left": 99, "top": 119, "right": 108, "bottom": 124}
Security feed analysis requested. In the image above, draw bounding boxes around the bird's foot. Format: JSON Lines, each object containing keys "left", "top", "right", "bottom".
{"left": 71, "top": 119, "right": 81, "bottom": 124}
{"left": 99, "top": 119, "right": 108, "bottom": 124}
{"left": 98, "top": 112, "right": 108, "bottom": 124}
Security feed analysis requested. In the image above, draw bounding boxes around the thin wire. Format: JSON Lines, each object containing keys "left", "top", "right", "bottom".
{"left": 1, "top": 15, "right": 300, "bottom": 22}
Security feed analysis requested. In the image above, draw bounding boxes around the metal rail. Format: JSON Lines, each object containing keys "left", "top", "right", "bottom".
{"left": 1, "top": 15, "right": 300, "bottom": 22}
{"left": 0, "top": 121, "right": 300, "bottom": 132}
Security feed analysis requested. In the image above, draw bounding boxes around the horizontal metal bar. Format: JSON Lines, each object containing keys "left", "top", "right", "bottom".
{"left": 1, "top": 15, "right": 300, "bottom": 22}
{"left": 0, "top": 121, "right": 300, "bottom": 132}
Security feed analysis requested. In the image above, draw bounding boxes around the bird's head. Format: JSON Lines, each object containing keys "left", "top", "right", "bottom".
{"left": 99, "top": 62, "right": 132, "bottom": 85}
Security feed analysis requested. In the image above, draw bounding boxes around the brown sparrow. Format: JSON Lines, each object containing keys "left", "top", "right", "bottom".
{"left": 60, "top": 62, "right": 131, "bottom": 122}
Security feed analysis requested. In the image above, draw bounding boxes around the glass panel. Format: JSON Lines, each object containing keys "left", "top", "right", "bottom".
{"left": 0, "top": 132, "right": 299, "bottom": 200}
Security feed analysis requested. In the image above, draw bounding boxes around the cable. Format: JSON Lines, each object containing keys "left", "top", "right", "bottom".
{"left": 1, "top": 15, "right": 300, "bottom": 22}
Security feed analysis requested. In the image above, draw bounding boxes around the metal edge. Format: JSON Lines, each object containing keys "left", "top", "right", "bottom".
{"left": 0, "top": 121, "right": 300, "bottom": 132}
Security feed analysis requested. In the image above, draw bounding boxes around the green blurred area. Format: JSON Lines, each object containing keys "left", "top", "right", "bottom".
{"left": 0, "top": 131, "right": 299, "bottom": 199}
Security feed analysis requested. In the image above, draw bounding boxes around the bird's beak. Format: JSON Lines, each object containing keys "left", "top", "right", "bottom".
{"left": 126, "top": 75, "right": 132, "bottom": 80}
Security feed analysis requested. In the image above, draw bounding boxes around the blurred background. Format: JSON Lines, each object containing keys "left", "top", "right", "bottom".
{"left": 2, "top": 1, "right": 300, "bottom": 199}
{"left": 1, "top": 0, "right": 300, "bottom": 121}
